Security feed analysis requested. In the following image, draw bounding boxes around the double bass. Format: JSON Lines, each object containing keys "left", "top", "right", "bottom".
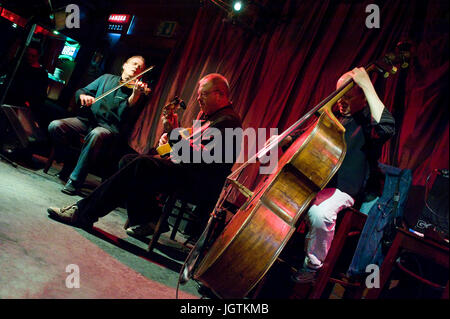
{"left": 182, "top": 47, "right": 410, "bottom": 299}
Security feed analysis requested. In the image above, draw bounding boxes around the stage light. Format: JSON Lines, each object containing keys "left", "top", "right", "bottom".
{"left": 233, "top": 1, "right": 243, "bottom": 12}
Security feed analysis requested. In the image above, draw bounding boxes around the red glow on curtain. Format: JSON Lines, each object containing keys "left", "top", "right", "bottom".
{"left": 129, "top": 0, "right": 449, "bottom": 189}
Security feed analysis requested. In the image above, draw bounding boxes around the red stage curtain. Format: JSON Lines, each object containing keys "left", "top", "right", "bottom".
{"left": 129, "top": 0, "right": 448, "bottom": 189}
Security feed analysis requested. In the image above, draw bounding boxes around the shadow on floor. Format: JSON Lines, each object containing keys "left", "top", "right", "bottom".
{"left": 46, "top": 210, "right": 191, "bottom": 275}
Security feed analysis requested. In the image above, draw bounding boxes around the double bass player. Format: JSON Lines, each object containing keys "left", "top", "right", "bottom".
{"left": 283, "top": 67, "right": 395, "bottom": 283}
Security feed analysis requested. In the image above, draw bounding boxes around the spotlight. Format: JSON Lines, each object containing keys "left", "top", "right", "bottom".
{"left": 233, "top": 1, "right": 243, "bottom": 12}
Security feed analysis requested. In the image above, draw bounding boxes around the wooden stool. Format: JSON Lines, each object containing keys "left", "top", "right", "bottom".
{"left": 308, "top": 207, "right": 367, "bottom": 299}
{"left": 148, "top": 194, "right": 203, "bottom": 253}
{"left": 365, "top": 227, "right": 449, "bottom": 299}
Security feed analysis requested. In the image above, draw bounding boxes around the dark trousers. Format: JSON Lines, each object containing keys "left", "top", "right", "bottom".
{"left": 48, "top": 117, "right": 119, "bottom": 185}
{"left": 75, "top": 154, "right": 218, "bottom": 227}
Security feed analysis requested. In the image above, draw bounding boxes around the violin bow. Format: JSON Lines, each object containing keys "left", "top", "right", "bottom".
{"left": 91, "top": 65, "right": 155, "bottom": 104}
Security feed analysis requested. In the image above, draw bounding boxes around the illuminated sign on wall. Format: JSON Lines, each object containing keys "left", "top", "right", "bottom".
{"left": 58, "top": 40, "right": 80, "bottom": 61}
{"left": 108, "top": 24, "right": 125, "bottom": 32}
{"left": 108, "top": 14, "right": 131, "bottom": 24}
{"left": 1, "top": 7, "right": 27, "bottom": 27}
{"left": 107, "top": 14, "right": 133, "bottom": 34}
{"left": 0, "top": 7, "right": 50, "bottom": 35}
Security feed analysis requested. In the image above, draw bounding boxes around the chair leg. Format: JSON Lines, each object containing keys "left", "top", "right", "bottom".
{"left": 44, "top": 147, "right": 55, "bottom": 173}
{"left": 171, "top": 200, "right": 188, "bottom": 240}
{"left": 365, "top": 231, "right": 403, "bottom": 299}
{"left": 148, "top": 195, "right": 177, "bottom": 252}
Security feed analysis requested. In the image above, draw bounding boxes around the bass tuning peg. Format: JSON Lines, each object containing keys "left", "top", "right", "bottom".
{"left": 401, "top": 54, "right": 409, "bottom": 68}
{"left": 383, "top": 56, "right": 398, "bottom": 74}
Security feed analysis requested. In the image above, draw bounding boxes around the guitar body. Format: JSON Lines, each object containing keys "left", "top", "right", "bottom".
{"left": 156, "top": 127, "right": 192, "bottom": 156}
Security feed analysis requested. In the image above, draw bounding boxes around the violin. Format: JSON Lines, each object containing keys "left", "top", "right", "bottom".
{"left": 119, "top": 79, "right": 152, "bottom": 95}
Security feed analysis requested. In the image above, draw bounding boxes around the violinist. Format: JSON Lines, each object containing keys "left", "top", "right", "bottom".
{"left": 281, "top": 68, "right": 395, "bottom": 283}
{"left": 48, "top": 55, "right": 149, "bottom": 195}
{"left": 46, "top": 73, "right": 242, "bottom": 239}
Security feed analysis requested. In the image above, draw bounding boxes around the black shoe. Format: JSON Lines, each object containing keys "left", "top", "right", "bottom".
{"left": 56, "top": 171, "right": 70, "bottom": 182}
{"left": 291, "top": 267, "right": 317, "bottom": 284}
{"left": 56, "top": 164, "right": 74, "bottom": 182}
{"left": 126, "top": 221, "right": 170, "bottom": 237}
{"left": 61, "top": 179, "right": 80, "bottom": 195}
{"left": 126, "top": 223, "right": 156, "bottom": 237}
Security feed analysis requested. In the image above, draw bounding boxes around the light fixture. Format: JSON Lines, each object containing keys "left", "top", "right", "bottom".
{"left": 209, "top": 0, "right": 245, "bottom": 14}
{"left": 233, "top": 1, "right": 243, "bottom": 12}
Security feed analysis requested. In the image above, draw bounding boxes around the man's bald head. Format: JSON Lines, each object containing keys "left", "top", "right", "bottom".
{"left": 336, "top": 71, "right": 353, "bottom": 90}
{"left": 336, "top": 71, "right": 365, "bottom": 117}
{"left": 197, "top": 73, "right": 232, "bottom": 114}
{"left": 199, "top": 73, "right": 230, "bottom": 98}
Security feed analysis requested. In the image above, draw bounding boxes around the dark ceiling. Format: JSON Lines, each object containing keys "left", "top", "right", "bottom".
{"left": 0, "top": 0, "right": 282, "bottom": 51}
{"left": 0, "top": 0, "right": 203, "bottom": 50}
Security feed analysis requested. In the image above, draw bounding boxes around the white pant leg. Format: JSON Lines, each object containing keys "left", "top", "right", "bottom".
{"left": 304, "top": 188, "right": 354, "bottom": 270}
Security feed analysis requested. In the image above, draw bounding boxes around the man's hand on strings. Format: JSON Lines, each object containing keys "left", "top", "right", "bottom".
{"left": 348, "top": 67, "right": 373, "bottom": 91}
{"left": 159, "top": 133, "right": 169, "bottom": 147}
{"left": 128, "top": 80, "right": 149, "bottom": 106}
{"left": 132, "top": 80, "right": 149, "bottom": 97}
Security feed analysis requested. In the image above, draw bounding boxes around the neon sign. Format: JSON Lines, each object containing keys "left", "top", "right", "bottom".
{"left": 108, "top": 14, "right": 130, "bottom": 24}
{"left": 107, "top": 14, "right": 133, "bottom": 34}
{"left": 58, "top": 40, "right": 80, "bottom": 61}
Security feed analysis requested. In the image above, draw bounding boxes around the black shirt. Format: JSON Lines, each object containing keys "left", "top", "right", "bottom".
{"left": 169, "top": 105, "right": 243, "bottom": 194}
{"left": 170, "top": 105, "right": 242, "bottom": 170}
{"left": 329, "top": 106, "right": 395, "bottom": 199}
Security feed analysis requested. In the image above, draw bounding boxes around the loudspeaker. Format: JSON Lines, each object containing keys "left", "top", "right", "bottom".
{"left": 407, "top": 170, "right": 449, "bottom": 238}
{"left": 0, "top": 104, "right": 47, "bottom": 154}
